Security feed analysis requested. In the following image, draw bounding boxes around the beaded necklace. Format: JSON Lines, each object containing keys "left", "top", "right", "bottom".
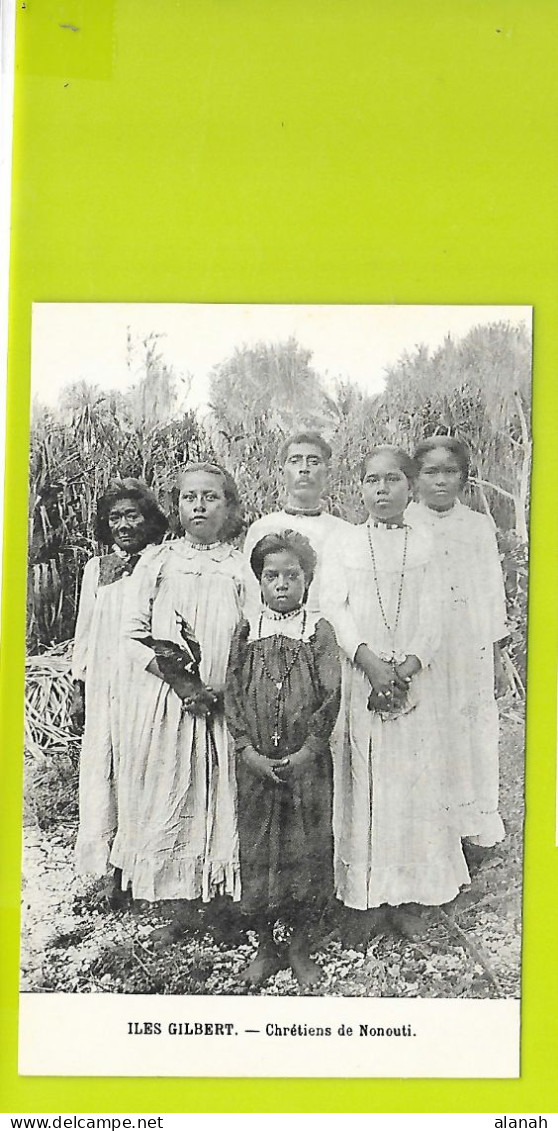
{"left": 428, "top": 504, "right": 457, "bottom": 520}
{"left": 366, "top": 521, "right": 409, "bottom": 659}
{"left": 262, "top": 605, "right": 302, "bottom": 622}
{"left": 283, "top": 505, "right": 323, "bottom": 518}
{"left": 369, "top": 518, "right": 404, "bottom": 529}
{"left": 182, "top": 534, "right": 222, "bottom": 551}
{"left": 257, "top": 607, "right": 308, "bottom": 748}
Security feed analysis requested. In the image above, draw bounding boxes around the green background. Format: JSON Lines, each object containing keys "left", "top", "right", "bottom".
{"left": 2, "top": 0, "right": 557, "bottom": 1113}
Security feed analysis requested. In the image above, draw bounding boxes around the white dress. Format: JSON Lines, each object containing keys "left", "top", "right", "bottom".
{"left": 405, "top": 500, "right": 507, "bottom": 847}
{"left": 320, "top": 521, "right": 470, "bottom": 910}
{"left": 110, "top": 539, "right": 245, "bottom": 902}
{"left": 243, "top": 509, "right": 349, "bottom": 618}
{"left": 72, "top": 547, "right": 146, "bottom": 875}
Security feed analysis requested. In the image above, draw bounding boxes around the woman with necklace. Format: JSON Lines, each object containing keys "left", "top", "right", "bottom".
{"left": 321, "top": 446, "right": 470, "bottom": 940}
{"left": 110, "top": 463, "right": 245, "bottom": 930}
{"left": 226, "top": 530, "right": 341, "bottom": 987}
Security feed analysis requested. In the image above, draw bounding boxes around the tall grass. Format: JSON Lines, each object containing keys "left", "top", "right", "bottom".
{"left": 27, "top": 323, "right": 531, "bottom": 668}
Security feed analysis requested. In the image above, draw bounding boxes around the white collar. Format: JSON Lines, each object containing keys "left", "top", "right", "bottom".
{"left": 172, "top": 537, "right": 235, "bottom": 563}
{"left": 247, "top": 605, "right": 319, "bottom": 644}
{"left": 111, "top": 542, "right": 154, "bottom": 560}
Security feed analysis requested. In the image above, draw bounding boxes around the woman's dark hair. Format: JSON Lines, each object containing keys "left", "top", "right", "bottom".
{"left": 250, "top": 529, "right": 318, "bottom": 588}
{"left": 96, "top": 478, "right": 168, "bottom": 546}
{"left": 359, "top": 445, "right": 417, "bottom": 483}
{"left": 279, "top": 431, "right": 332, "bottom": 464}
{"left": 413, "top": 435, "right": 470, "bottom": 482}
{"left": 179, "top": 461, "right": 245, "bottom": 541}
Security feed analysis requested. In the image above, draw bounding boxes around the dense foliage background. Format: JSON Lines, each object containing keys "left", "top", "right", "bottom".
{"left": 27, "top": 320, "right": 531, "bottom": 684}
{"left": 22, "top": 319, "right": 530, "bottom": 998}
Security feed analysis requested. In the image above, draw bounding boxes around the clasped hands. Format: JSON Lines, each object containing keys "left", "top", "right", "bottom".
{"left": 172, "top": 673, "right": 221, "bottom": 716}
{"left": 243, "top": 743, "right": 315, "bottom": 785}
{"left": 355, "top": 645, "right": 421, "bottom": 712}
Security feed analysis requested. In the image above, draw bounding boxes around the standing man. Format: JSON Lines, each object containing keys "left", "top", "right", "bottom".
{"left": 243, "top": 431, "right": 349, "bottom": 616}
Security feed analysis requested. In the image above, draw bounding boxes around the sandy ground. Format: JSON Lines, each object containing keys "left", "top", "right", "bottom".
{"left": 20, "top": 702, "right": 524, "bottom": 999}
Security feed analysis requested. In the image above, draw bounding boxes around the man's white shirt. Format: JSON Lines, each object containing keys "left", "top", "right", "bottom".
{"left": 243, "top": 509, "right": 350, "bottom": 618}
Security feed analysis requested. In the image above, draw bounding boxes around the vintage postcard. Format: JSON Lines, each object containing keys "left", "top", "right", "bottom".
{"left": 18, "top": 301, "right": 531, "bottom": 1078}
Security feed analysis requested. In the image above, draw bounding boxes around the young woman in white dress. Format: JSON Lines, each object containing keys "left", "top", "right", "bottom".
{"left": 110, "top": 463, "right": 246, "bottom": 936}
{"left": 321, "top": 446, "right": 469, "bottom": 939}
{"left": 406, "top": 436, "right": 508, "bottom": 854}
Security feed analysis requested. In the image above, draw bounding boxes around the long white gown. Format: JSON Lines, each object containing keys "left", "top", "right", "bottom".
{"left": 320, "top": 521, "right": 470, "bottom": 910}
{"left": 405, "top": 500, "right": 507, "bottom": 847}
{"left": 110, "top": 539, "right": 245, "bottom": 902}
{"left": 72, "top": 548, "right": 145, "bottom": 875}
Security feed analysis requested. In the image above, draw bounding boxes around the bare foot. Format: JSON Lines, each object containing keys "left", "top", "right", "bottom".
{"left": 289, "top": 950, "right": 323, "bottom": 988}
{"left": 148, "top": 900, "right": 203, "bottom": 945}
{"left": 149, "top": 921, "right": 185, "bottom": 946}
{"left": 342, "top": 907, "right": 386, "bottom": 951}
{"left": 239, "top": 948, "right": 281, "bottom": 988}
{"left": 388, "top": 906, "right": 426, "bottom": 941}
{"left": 109, "top": 870, "right": 129, "bottom": 912}
{"left": 86, "top": 873, "right": 125, "bottom": 912}
{"left": 462, "top": 840, "right": 492, "bottom": 872}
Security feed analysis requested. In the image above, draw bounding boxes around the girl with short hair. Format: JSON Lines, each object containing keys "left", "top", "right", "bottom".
{"left": 226, "top": 529, "right": 341, "bottom": 987}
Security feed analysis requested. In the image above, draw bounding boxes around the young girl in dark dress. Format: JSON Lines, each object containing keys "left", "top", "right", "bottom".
{"left": 226, "top": 530, "right": 341, "bottom": 988}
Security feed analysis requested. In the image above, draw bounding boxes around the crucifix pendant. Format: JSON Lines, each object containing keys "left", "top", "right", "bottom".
{"left": 272, "top": 686, "right": 283, "bottom": 746}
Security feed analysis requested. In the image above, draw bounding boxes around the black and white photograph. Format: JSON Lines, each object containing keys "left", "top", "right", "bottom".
{"left": 19, "top": 303, "right": 531, "bottom": 1077}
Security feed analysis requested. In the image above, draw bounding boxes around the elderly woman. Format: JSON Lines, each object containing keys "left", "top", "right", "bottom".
{"left": 71, "top": 478, "right": 168, "bottom": 896}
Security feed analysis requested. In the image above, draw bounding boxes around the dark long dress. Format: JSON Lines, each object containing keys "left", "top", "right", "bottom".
{"left": 225, "top": 613, "right": 341, "bottom": 917}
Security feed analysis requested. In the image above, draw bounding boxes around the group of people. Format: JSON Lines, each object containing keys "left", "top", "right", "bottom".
{"left": 70, "top": 431, "right": 509, "bottom": 988}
